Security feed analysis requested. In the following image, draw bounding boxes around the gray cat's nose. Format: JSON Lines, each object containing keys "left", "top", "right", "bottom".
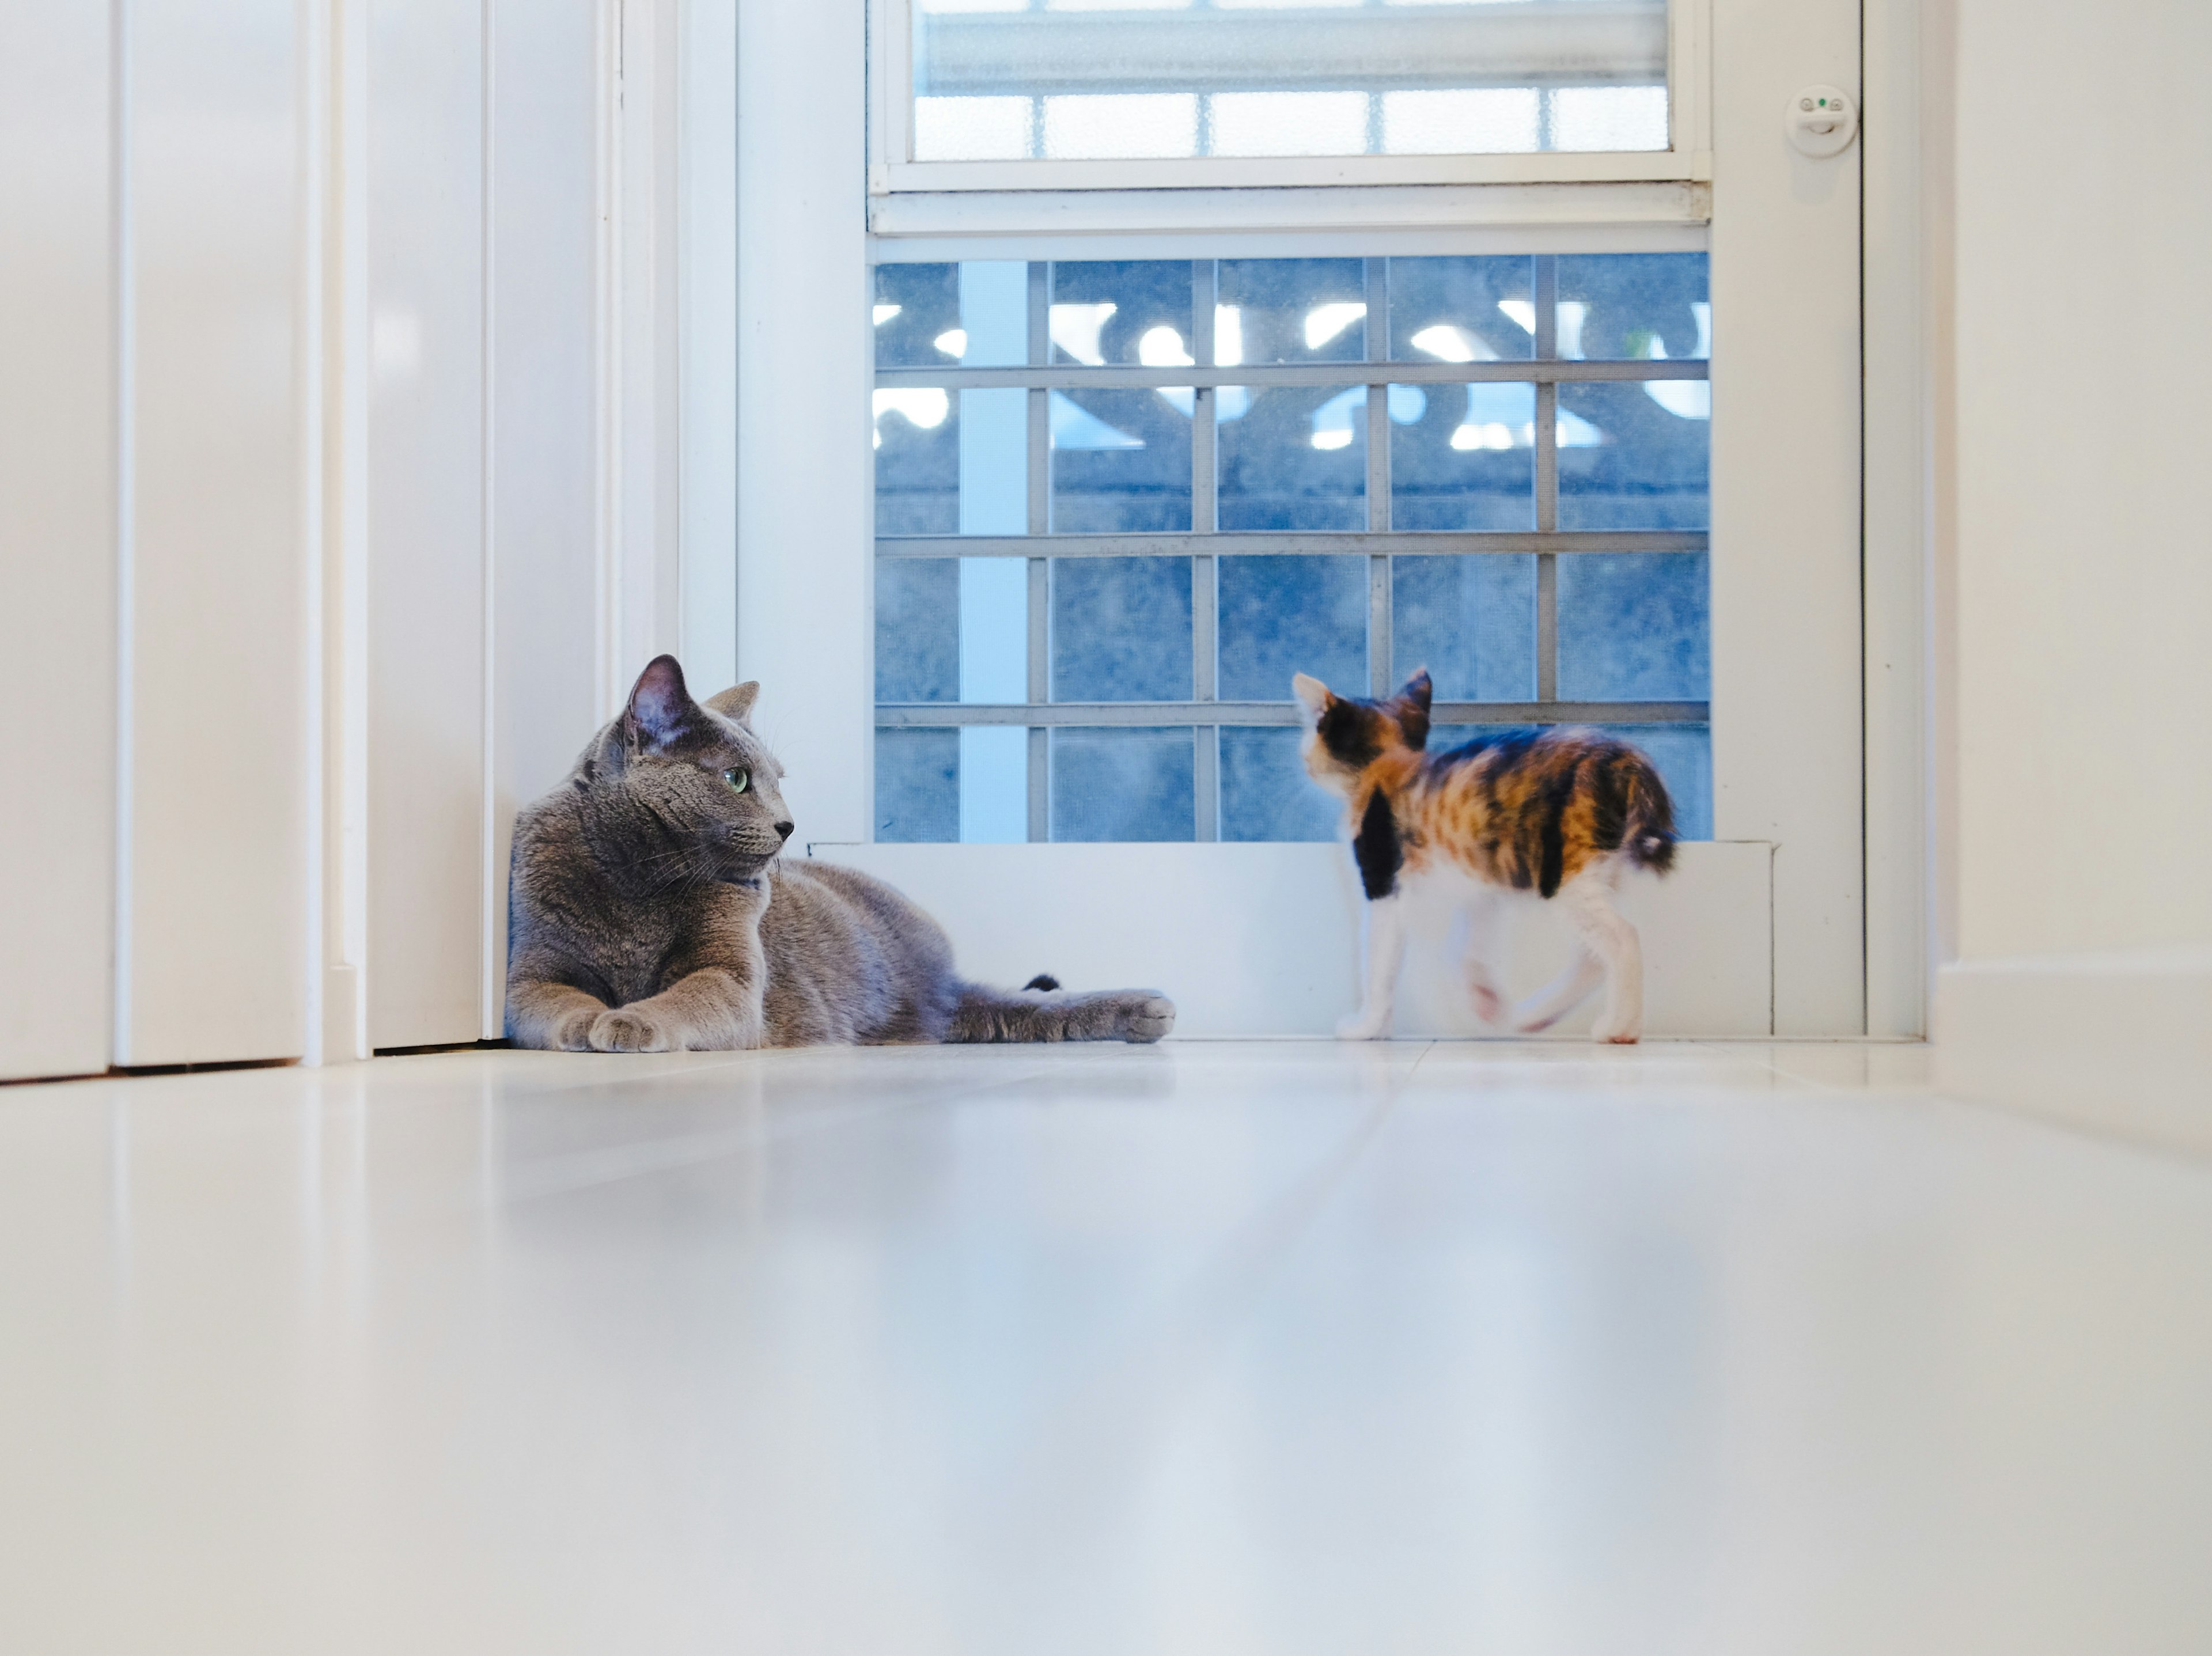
{"left": 774, "top": 821, "right": 794, "bottom": 840}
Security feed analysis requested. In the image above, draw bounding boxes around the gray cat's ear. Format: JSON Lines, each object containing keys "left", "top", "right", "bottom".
{"left": 622, "top": 654, "right": 699, "bottom": 748}
{"left": 1291, "top": 672, "right": 1334, "bottom": 725}
{"left": 704, "top": 681, "right": 760, "bottom": 725}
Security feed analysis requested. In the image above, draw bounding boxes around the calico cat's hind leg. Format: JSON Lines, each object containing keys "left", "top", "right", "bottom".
{"left": 1548, "top": 865, "right": 1645, "bottom": 1043}
{"left": 949, "top": 982, "right": 1175, "bottom": 1044}
{"left": 1514, "top": 948, "right": 1605, "bottom": 1035}
{"left": 1461, "top": 886, "right": 1510, "bottom": 1027}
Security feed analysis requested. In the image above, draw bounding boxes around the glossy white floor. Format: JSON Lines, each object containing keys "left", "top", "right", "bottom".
{"left": 3, "top": 1041, "right": 2209, "bottom": 1655}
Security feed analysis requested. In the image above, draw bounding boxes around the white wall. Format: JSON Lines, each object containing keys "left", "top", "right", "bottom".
{"left": 366, "top": 0, "right": 492, "bottom": 1048}
{"left": 367, "top": 0, "right": 694, "bottom": 1051}
{"left": 0, "top": 5, "right": 118, "bottom": 1081}
{"left": 736, "top": 0, "right": 873, "bottom": 845}
{"left": 0, "top": 0, "right": 697, "bottom": 1078}
{"left": 1934, "top": 0, "right": 2212, "bottom": 1142}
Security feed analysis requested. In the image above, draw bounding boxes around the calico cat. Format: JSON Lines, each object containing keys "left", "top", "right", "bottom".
{"left": 506, "top": 656, "right": 1175, "bottom": 1051}
{"left": 1293, "top": 668, "right": 1676, "bottom": 1044}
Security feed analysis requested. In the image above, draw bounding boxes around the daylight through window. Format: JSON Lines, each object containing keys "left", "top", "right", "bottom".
{"left": 873, "top": 253, "right": 1713, "bottom": 843}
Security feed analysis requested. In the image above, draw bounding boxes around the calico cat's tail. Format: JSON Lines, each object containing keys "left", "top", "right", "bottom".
{"left": 1619, "top": 751, "right": 1678, "bottom": 875}
{"left": 948, "top": 979, "right": 1175, "bottom": 1044}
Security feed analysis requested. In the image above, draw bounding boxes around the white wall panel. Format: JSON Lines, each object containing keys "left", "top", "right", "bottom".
{"left": 490, "top": 0, "right": 605, "bottom": 1032}
{"left": 737, "top": 0, "right": 872, "bottom": 844}
{"left": 120, "top": 0, "right": 309, "bottom": 1065}
{"left": 1947, "top": 0, "right": 2212, "bottom": 962}
{"left": 368, "top": 0, "right": 488, "bottom": 1047}
{"left": 0, "top": 6, "right": 117, "bottom": 1080}
{"left": 1709, "top": 0, "right": 1864, "bottom": 1034}
{"left": 825, "top": 842, "right": 1775, "bottom": 1039}
{"left": 680, "top": 0, "right": 740, "bottom": 694}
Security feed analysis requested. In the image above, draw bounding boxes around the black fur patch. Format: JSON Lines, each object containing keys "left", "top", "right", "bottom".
{"left": 1317, "top": 699, "right": 1384, "bottom": 768}
{"left": 1354, "top": 790, "right": 1402, "bottom": 900}
{"left": 1022, "top": 973, "right": 1061, "bottom": 992}
{"left": 1535, "top": 763, "right": 1580, "bottom": 899}
{"left": 1587, "top": 752, "right": 1631, "bottom": 854}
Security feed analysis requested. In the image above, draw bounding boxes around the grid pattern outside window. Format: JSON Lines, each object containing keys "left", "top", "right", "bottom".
{"left": 873, "top": 253, "right": 1712, "bottom": 844}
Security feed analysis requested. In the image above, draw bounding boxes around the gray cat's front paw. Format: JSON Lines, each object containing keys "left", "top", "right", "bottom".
{"left": 1116, "top": 992, "right": 1176, "bottom": 1044}
{"left": 590, "top": 1007, "right": 675, "bottom": 1052}
{"left": 551, "top": 1006, "right": 602, "bottom": 1051}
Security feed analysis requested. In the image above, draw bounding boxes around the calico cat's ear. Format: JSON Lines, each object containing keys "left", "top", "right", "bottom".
{"left": 1394, "top": 669, "right": 1433, "bottom": 751}
{"left": 1291, "top": 672, "right": 1334, "bottom": 724}
{"left": 623, "top": 654, "right": 700, "bottom": 749}
{"left": 704, "top": 681, "right": 760, "bottom": 725}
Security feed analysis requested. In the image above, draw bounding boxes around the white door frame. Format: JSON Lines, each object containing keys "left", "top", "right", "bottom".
{"left": 701, "top": 0, "right": 1918, "bottom": 1037}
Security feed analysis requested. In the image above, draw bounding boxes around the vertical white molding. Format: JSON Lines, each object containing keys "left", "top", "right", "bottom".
{"left": 110, "top": 0, "right": 137, "bottom": 1061}
{"left": 678, "top": 0, "right": 739, "bottom": 692}
{"left": 1709, "top": 0, "right": 1865, "bottom": 1034}
{"left": 594, "top": 0, "right": 624, "bottom": 718}
{"left": 0, "top": 0, "right": 120, "bottom": 1078}
{"left": 479, "top": 0, "right": 502, "bottom": 1038}
{"left": 737, "top": 0, "right": 872, "bottom": 844}
{"left": 301, "top": 0, "right": 331, "bottom": 1063}
{"left": 328, "top": 0, "right": 372, "bottom": 1063}
{"left": 1862, "top": 0, "right": 1929, "bottom": 1037}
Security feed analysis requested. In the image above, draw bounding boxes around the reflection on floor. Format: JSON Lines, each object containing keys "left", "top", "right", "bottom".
{"left": 3, "top": 1041, "right": 2209, "bottom": 1654}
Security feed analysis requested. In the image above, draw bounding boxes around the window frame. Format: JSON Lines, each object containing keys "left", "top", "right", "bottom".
{"left": 867, "top": 0, "right": 1713, "bottom": 199}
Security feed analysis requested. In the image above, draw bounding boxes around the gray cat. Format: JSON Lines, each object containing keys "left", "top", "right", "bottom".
{"left": 505, "top": 656, "right": 1176, "bottom": 1051}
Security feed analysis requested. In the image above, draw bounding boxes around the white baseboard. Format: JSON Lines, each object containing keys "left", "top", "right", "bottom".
{"left": 1934, "top": 950, "right": 2212, "bottom": 1153}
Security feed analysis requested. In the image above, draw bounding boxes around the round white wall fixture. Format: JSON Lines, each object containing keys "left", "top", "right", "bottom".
{"left": 1786, "top": 85, "right": 1858, "bottom": 158}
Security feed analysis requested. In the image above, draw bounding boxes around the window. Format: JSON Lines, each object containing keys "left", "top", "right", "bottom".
{"left": 873, "top": 252, "right": 1711, "bottom": 843}
{"left": 911, "top": 0, "right": 1669, "bottom": 161}
{"left": 873, "top": 0, "right": 1707, "bottom": 192}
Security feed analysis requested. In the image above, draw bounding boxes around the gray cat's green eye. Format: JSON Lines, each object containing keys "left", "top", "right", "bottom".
{"left": 722, "top": 767, "right": 750, "bottom": 793}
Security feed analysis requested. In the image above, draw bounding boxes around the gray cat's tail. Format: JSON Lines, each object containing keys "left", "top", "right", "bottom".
{"left": 948, "top": 979, "right": 1175, "bottom": 1044}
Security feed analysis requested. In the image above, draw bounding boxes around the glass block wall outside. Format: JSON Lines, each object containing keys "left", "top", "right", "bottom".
{"left": 874, "top": 253, "right": 1712, "bottom": 844}
{"left": 911, "top": 0, "right": 1673, "bottom": 161}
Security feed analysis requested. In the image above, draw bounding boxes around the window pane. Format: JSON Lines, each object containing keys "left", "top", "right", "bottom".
{"left": 910, "top": 3, "right": 1672, "bottom": 161}
{"left": 1049, "top": 260, "right": 1195, "bottom": 367}
{"left": 876, "top": 559, "right": 960, "bottom": 703}
{"left": 876, "top": 729, "right": 960, "bottom": 843}
{"left": 913, "top": 96, "right": 1032, "bottom": 162}
{"left": 1043, "top": 93, "right": 1197, "bottom": 161}
{"left": 1217, "top": 555, "right": 1366, "bottom": 703}
{"left": 1383, "top": 89, "right": 1539, "bottom": 157}
{"left": 1387, "top": 256, "right": 1535, "bottom": 363}
{"left": 1550, "top": 85, "right": 1669, "bottom": 153}
{"left": 1556, "top": 380, "right": 1710, "bottom": 530}
{"left": 873, "top": 263, "right": 961, "bottom": 369}
{"left": 1051, "top": 727, "right": 1194, "bottom": 842}
{"left": 1218, "top": 387, "right": 1367, "bottom": 530}
{"left": 1558, "top": 552, "right": 1709, "bottom": 702}
{"left": 1556, "top": 253, "right": 1709, "bottom": 361}
{"left": 874, "top": 384, "right": 959, "bottom": 535}
{"left": 1051, "top": 390, "right": 1192, "bottom": 532}
{"left": 1220, "top": 726, "right": 1342, "bottom": 844}
{"left": 1392, "top": 554, "right": 1537, "bottom": 701}
{"left": 1390, "top": 382, "right": 1535, "bottom": 530}
{"left": 1052, "top": 558, "right": 1192, "bottom": 702}
{"left": 1217, "top": 259, "right": 1366, "bottom": 365}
